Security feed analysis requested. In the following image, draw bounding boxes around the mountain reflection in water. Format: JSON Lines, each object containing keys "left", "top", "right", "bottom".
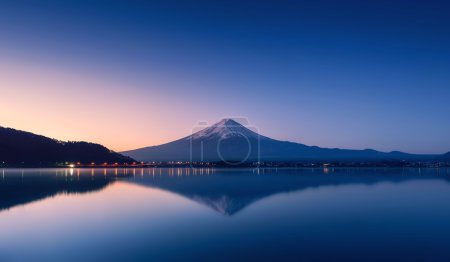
{"left": 2, "top": 167, "right": 449, "bottom": 215}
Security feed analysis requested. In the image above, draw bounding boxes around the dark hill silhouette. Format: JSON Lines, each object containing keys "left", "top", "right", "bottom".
{"left": 0, "top": 126, "right": 135, "bottom": 166}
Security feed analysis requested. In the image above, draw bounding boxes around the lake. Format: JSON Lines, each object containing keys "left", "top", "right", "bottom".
{"left": 1, "top": 167, "right": 450, "bottom": 261}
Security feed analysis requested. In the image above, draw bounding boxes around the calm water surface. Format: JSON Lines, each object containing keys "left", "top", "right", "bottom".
{"left": 1, "top": 167, "right": 450, "bottom": 261}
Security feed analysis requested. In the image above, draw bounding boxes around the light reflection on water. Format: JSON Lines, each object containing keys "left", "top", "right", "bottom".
{"left": 0, "top": 167, "right": 450, "bottom": 261}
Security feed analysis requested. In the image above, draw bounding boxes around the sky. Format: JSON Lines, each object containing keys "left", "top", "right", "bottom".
{"left": 0, "top": 0, "right": 449, "bottom": 154}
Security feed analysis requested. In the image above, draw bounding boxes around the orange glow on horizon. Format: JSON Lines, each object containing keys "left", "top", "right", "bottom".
{"left": 0, "top": 58, "right": 212, "bottom": 152}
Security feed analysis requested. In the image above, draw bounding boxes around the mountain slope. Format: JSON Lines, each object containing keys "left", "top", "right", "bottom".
{"left": 122, "top": 119, "right": 435, "bottom": 162}
{"left": 438, "top": 152, "right": 450, "bottom": 161}
{"left": 0, "top": 126, "right": 135, "bottom": 166}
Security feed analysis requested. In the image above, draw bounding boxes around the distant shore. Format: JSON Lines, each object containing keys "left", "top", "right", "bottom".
{"left": 1, "top": 160, "right": 449, "bottom": 168}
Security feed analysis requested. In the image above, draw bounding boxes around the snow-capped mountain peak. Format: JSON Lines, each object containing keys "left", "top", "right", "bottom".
{"left": 189, "top": 118, "right": 260, "bottom": 140}
{"left": 122, "top": 118, "right": 429, "bottom": 163}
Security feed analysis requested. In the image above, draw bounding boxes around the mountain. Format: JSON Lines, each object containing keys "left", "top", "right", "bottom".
{"left": 0, "top": 126, "right": 135, "bottom": 166}
{"left": 122, "top": 119, "right": 435, "bottom": 163}
{"left": 439, "top": 152, "right": 450, "bottom": 161}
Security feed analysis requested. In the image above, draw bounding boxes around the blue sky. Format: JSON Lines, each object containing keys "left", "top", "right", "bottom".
{"left": 0, "top": 0, "right": 449, "bottom": 153}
